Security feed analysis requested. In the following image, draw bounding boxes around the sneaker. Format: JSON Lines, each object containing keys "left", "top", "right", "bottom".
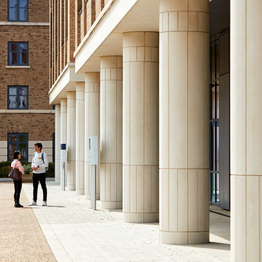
{"left": 14, "top": 203, "right": 23, "bottom": 208}
{"left": 29, "top": 201, "right": 37, "bottom": 206}
{"left": 42, "top": 201, "right": 47, "bottom": 206}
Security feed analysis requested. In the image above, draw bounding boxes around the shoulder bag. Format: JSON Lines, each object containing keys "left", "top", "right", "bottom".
{"left": 8, "top": 162, "right": 22, "bottom": 181}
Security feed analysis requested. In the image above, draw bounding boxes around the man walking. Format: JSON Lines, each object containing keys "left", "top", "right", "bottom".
{"left": 29, "top": 143, "right": 48, "bottom": 206}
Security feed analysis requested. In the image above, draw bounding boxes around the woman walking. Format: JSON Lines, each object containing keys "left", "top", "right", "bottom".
{"left": 11, "top": 151, "right": 24, "bottom": 208}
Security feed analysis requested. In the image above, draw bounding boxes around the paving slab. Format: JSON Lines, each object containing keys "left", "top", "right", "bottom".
{"left": 21, "top": 181, "right": 230, "bottom": 262}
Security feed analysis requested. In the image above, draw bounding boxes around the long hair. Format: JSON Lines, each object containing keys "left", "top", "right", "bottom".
{"left": 13, "top": 151, "right": 21, "bottom": 159}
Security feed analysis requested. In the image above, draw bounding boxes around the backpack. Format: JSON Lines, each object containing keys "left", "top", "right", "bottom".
{"left": 41, "top": 152, "right": 49, "bottom": 172}
{"left": 33, "top": 152, "right": 48, "bottom": 172}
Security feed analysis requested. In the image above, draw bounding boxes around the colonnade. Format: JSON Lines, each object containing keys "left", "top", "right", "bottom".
{"left": 54, "top": 1, "right": 262, "bottom": 260}
{"left": 54, "top": 0, "right": 210, "bottom": 246}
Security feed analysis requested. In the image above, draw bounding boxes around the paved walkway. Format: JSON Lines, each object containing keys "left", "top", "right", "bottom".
{"left": 1, "top": 181, "right": 231, "bottom": 262}
{"left": 0, "top": 182, "right": 56, "bottom": 262}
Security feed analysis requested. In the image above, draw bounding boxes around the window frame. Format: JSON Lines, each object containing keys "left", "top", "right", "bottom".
{"left": 8, "top": 0, "right": 28, "bottom": 22}
{"left": 8, "top": 133, "right": 28, "bottom": 161}
{"left": 8, "top": 42, "right": 29, "bottom": 66}
{"left": 8, "top": 85, "right": 28, "bottom": 110}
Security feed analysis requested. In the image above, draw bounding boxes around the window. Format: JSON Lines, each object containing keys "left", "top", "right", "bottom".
{"left": 8, "top": 133, "right": 28, "bottom": 161}
{"left": 210, "top": 40, "right": 220, "bottom": 205}
{"left": 8, "top": 0, "right": 28, "bottom": 22}
{"left": 8, "top": 42, "right": 28, "bottom": 66}
{"left": 8, "top": 86, "right": 28, "bottom": 109}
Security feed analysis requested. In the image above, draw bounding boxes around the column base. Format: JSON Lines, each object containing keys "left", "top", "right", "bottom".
{"left": 85, "top": 193, "right": 100, "bottom": 200}
{"left": 66, "top": 185, "right": 75, "bottom": 191}
{"left": 76, "top": 189, "right": 85, "bottom": 195}
{"left": 101, "top": 201, "right": 122, "bottom": 209}
{"left": 160, "top": 231, "right": 209, "bottom": 245}
{"left": 124, "top": 212, "right": 159, "bottom": 223}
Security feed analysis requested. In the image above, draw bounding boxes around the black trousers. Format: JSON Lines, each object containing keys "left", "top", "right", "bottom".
{"left": 13, "top": 179, "right": 22, "bottom": 204}
{"left": 32, "top": 173, "right": 47, "bottom": 202}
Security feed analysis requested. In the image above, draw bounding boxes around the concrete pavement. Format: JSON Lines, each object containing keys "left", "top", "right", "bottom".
{"left": 0, "top": 181, "right": 230, "bottom": 262}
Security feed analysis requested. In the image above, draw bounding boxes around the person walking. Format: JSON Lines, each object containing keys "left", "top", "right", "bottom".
{"left": 11, "top": 151, "right": 24, "bottom": 208}
{"left": 29, "top": 143, "right": 48, "bottom": 206}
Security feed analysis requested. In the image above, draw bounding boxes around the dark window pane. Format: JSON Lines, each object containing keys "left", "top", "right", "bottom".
{"left": 9, "top": 144, "right": 17, "bottom": 161}
{"left": 9, "top": 0, "right": 17, "bottom": 8}
{"left": 9, "top": 135, "right": 17, "bottom": 143}
{"left": 9, "top": 96, "right": 17, "bottom": 108}
{"left": 19, "top": 96, "right": 27, "bottom": 108}
{"left": 20, "top": 144, "right": 27, "bottom": 161}
{"left": 10, "top": 52, "right": 17, "bottom": 65}
{"left": 8, "top": 86, "right": 28, "bottom": 109}
{"left": 19, "top": 8, "right": 27, "bottom": 21}
{"left": 19, "top": 87, "right": 27, "bottom": 95}
{"left": 9, "top": 87, "right": 17, "bottom": 95}
{"left": 10, "top": 43, "right": 17, "bottom": 51}
{"left": 8, "top": 133, "right": 28, "bottom": 161}
{"left": 19, "top": 43, "right": 27, "bottom": 51}
{"left": 9, "top": 8, "right": 17, "bottom": 20}
{"left": 20, "top": 0, "right": 28, "bottom": 8}
{"left": 19, "top": 135, "right": 27, "bottom": 142}
{"left": 20, "top": 52, "right": 28, "bottom": 64}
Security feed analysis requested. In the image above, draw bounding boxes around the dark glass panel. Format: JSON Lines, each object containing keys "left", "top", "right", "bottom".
{"left": 9, "top": 0, "right": 17, "bottom": 8}
{"left": 19, "top": 8, "right": 27, "bottom": 21}
{"left": 19, "top": 135, "right": 27, "bottom": 142}
{"left": 9, "top": 135, "right": 17, "bottom": 143}
{"left": 9, "top": 96, "right": 17, "bottom": 108}
{"left": 10, "top": 52, "right": 17, "bottom": 65}
{"left": 19, "top": 96, "right": 27, "bottom": 108}
{"left": 10, "top": 43, "right": 17, "bottom": 51}
{"left": 9, "top": 8, "right": 17, "bottom": 20}
{"left": 20, "top": 0, "right": 28, "bottom": 8}
{"left": 9, "top": 87, "right": 17, "bottom": 95}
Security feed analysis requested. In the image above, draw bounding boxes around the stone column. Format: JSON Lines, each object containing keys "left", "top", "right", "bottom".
{"left": 85, "top": 73, "right": 100, "bottom": 200}
{"left": 159, "top": 0, "right": 210, "bottom": 244}
{"left": 67, "top": 91, "right": 76, "bottom": 191}
{"left": 76, "top": 83, "right": 85, "bottom": 195}
{"left": 231, "top": 1, "right": 262, "bottom": 261}
{"left": 55, "top": 104, "right": 61, "bottom": 183}
{"left": 122, "top": 32, "right": 159, "bottom": 223}
{"left": 60, "top": 99, "right": 67, "bottom": 187}
{"left": 100, "top": 56, "right": 123, "bottom": 209}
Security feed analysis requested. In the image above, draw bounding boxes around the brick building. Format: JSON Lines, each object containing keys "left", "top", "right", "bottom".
{"left": 50, "top": 0, "right": 262, "bottom": 261}
{"left": 0, "top": 0, "right": 55, "bottom": 162}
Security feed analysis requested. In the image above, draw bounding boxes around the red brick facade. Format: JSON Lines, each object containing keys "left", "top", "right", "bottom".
{"left": 0, "top": 0, "right": 54, "bottom": 161}
{"left": 50, "top": 0, "right": 108, "bottom": 89}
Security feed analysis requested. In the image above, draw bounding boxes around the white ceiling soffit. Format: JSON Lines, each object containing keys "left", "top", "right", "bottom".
{"left": 75, "top": 0, "right": 159, "bottom": 74}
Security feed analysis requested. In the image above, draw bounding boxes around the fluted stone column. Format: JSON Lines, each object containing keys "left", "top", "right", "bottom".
{"left": 231, "top": 1, "right": 262, "bottom": 261}
{"left": 60, "top": 99, "right": 67, "bottom": 187}
{"left": 123, "top": 32, "right": 159, "bottom": 223}
{"left": 67, "top": 91, "right": 76, "bottom": 191}
{"left": 159, "top": 0, "right": 210, "bottom": 244}
{"left": 100, "top": 56, "right": 123, "bottom": 209}
{"left": 85, "top": 73, "right": 100, "bottom": 200}
{"left": 55, "top": 104, "right": 61, "bottom": 183}
{"left": 76, "top": 83, "right": 85, "bottom": 195}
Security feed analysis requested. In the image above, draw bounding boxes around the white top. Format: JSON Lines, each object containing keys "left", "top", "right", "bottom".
{"left": 31, "top": 151, "right": 48, "bottom": 174}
